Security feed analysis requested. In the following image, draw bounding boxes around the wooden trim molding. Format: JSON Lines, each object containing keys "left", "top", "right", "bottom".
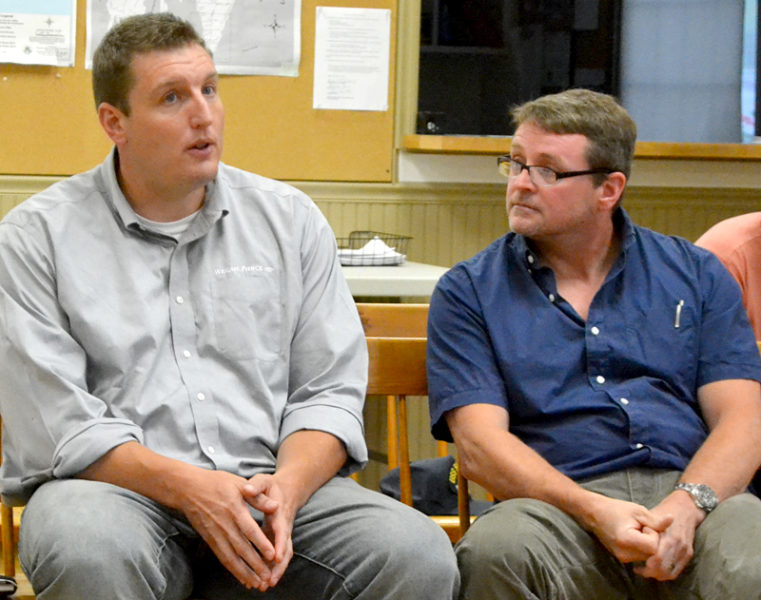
{"left": 403, "top": 134, "right": 761, "bottom": 161}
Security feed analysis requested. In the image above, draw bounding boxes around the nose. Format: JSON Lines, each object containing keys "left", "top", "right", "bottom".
{"left": 508, "top": 165, "right": 535, "bottom": 190}
{"left": 189, "top": 93, "right": 214, "bottom": 128}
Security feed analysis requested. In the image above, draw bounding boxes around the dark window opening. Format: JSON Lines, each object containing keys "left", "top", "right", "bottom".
{"left": 417, "top": 0, "right": 622, "bottom": 136}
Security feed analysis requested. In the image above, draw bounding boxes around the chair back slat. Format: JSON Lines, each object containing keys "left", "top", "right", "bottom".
{"left": 357, "top": 303, "right": 429, "bottom": 337}
{"left": 365, "top": 337, "right": 428, "bottom": 396}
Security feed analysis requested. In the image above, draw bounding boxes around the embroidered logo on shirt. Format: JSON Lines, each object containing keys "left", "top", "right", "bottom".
{"left": 214, "top": 265, "right": 274, "bottom": 276}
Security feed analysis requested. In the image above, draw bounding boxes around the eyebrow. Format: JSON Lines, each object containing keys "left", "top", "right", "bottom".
{"left": 153, "top": 70, "right": 219, "bottom": 94}
{"left": 511, "top": 146, "right": 564, "bottom": 166}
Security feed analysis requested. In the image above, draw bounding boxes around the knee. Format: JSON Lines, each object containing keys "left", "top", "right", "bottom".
{"left": 378, "top": 506, "right": 458, "bottom": 580}
{"left": 457, "top": 498, "right": 548, "bottom": 573}
{"left": 355, "top": 503, "right": 459, "bottom": 599}
{"left": 19, "top": 480, "right": 191, "bottom": 598}
{"left": 695, "top": 493, "right": 761, "bottom": 587}
{"left": 22, "top": 480, "right": 152, "bottom": 562}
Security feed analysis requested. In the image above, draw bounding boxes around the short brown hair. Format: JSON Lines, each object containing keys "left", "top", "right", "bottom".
{"left": 92, "top": 13, "right": 208, "bottom": 115}
{"left": 511, "top": 89, "right": 637, "bottom": 182}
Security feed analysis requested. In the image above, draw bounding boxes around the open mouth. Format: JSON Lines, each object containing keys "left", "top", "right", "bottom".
{"left": 190, "top": 140, "right": 213, "bottom": 151}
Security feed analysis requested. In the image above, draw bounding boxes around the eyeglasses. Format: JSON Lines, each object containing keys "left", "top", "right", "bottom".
{"left": 497, "top": 154, "right": 615, "bottom": 187}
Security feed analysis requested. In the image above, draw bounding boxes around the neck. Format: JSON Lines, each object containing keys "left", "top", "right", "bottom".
{"left": 532, "top": 214, "right": 620, "bottom": 281}
{"left": 530, "top": 217, "right": 621, "bottom": 321}
{"left": 116, "top": 163, "right": 206, "bottom": 222}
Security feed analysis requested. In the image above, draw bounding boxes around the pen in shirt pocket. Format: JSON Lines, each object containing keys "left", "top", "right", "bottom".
{"left": 674, "top": 299, "right": 684, "bottom": 328}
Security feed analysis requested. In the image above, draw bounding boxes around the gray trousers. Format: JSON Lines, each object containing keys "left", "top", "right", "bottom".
{"left": 19, "top": 476, "right": 459, "bottom": 600}
{"left": 456, "top": 469, "right": 761, "bottom": 600}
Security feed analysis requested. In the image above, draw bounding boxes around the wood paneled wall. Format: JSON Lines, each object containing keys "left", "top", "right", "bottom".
{"left": 2, "top": 176, "right": 761, "bottom": 268}
{"left": 304, "top": 182, "right": 761, "bottom": 264}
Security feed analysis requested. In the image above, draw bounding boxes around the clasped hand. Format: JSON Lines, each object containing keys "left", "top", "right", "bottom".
{"left": 589, "top": 492, "right": 701, "bottom": 581}
{"left": 631, "top": 492, "right": 704, "bottom": 581}
{"left": 179, "top": 470, "right": 295, "bottom": 592}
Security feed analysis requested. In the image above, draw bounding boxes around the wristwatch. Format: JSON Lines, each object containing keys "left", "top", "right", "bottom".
{"left": 674, "top": 482, "right": 718, "bottom": 513}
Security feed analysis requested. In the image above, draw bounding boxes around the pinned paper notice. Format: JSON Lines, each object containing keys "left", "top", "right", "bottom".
{"left": 312, "top": 7, "right": 391, "bottom": 111}
{"left": 0, "top": 0, "right": 76, "bottom": 67}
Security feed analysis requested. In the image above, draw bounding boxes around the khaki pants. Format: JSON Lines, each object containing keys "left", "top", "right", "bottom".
{"left": 456, "top": 469, "right": 761, "bottom": 600}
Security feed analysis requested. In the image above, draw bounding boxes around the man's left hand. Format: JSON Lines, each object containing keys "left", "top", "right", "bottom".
{"left": 633, "top": 491, "right": 705, "bottom": 580}
{"left": 242, "top": 473, "right": 296, "bottom": 589}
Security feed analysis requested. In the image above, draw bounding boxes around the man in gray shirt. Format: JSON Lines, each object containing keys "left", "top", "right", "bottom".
{"left": 0, "top": 13, "right": 458, "bottom": 600}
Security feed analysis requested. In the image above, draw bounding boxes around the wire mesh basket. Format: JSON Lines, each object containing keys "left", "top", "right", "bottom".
{"left": 336, "top": 230, "right": 412, "bottom": 266}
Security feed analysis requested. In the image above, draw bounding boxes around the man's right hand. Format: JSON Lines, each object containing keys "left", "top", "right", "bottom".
{"left": 176, "top": 468, "right": 280, "bottom": 592}
{"left": 583, "top": 494, "right": 673, "bottom": 563}
{"left": 78, "top": 442, "right": 281, "bottom": 592}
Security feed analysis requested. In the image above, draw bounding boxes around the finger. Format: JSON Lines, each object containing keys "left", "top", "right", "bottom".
{"left": 640, "top": 510, "right": 673, "bottom": 533}
{"left": 201, "top": 527, "right": 269, "bottom": 590}
{"left": 622, "top": 523, "right": 661, "bottom": 559}
{"left": 267, "top": 539, "right": 293, "bottom": 587}
{"left": 263, "top": 505, "right": 294, "bottom": 564}
{"left": 238, "top": 513, "right": 276, "bottom": 563}
{"left": 633, "top": 537, "right": 685, "bottom": 582}
{"left": 242, "top": 486, "right": 279, "bottom": 514}
{"left": 243, "top": 475, "right": 275, "bottom": 495}
{"left": 634, "top": 559, "right": 682, "bottom": 581}
{"left": 226, "top": 525, "right": 274, "bottom": 581}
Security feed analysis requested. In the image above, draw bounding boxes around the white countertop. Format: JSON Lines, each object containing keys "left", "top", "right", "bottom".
{"left": 340, "top": 261, "right": 449, "bottom": 297}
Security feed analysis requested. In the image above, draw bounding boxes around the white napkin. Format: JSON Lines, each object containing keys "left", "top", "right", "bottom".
{"left": 338, "top": 236, "right": 407, "bottom": 266}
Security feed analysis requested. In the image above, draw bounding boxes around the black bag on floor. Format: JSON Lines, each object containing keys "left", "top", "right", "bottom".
{"left": 379, "top": 455, "right": 493, "bottom": 516}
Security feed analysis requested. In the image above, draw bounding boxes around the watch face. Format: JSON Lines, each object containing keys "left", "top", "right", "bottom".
{"left": 693, "top": 484, "right": 718, "bottom": 510}
{"left": 676, "top": 483, "right": 719, "bottom": 512}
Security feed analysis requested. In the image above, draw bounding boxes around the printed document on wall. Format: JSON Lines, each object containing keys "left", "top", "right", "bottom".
{"left": 85, "top": 0, "right": 301, "bottom": 76}
{"left": 313, "top": 7, "right": 390, "bottom": 111}
{"left": 0, "top": 0, "right": 76, "bottom": 66}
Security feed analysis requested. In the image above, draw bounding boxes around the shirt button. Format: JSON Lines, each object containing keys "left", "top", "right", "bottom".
{"left": 183, "top": 350, "right": 191, "bottom": 359}
{"left": 590, "top": 326, "right": 600, "bottom": 336}
{"left": 527, "top": 255, "right": 535, "bottom": 264}
{"left": 197, "top": 392, "right": 206, "bottom": 401}
{"left": 208, "top": 446, "right": 215, "bottom": 454}
{"left": 620, "top": 397, "right": 629, "bottom": 405}
{"left": 176, "top": 296, "right": 184, "bottom": 304}
{"left": 548, "top": 293, "right": 556, "bottom": 303}
{"left": 596, "top": 375, "right": 605, "bottom": 384}
{"left": 635, "top": 443, "right": 644, "bottom": 449}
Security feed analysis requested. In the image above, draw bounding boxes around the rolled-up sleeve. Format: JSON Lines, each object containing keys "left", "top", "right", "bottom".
{"left": 281, "top": 203, "right": 368, "bottom": 474}
{"left": 0, "top": 219, "right": 142, "bottom": 505}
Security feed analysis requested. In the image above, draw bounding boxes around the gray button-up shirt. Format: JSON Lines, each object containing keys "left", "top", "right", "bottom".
{"left": 0, "top": 150, "right": 368, "bottom": 505}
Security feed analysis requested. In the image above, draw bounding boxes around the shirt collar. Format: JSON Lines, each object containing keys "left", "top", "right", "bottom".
{"left": 97, "top": 147, "right": 229, "bottom": 238}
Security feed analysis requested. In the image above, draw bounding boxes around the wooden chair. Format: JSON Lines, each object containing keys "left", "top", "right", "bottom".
{"left": 357, "top": 303, "right": 472, "bottom": 542}
{"left": 0, "top": 417, "right": 22, "bottom": 597}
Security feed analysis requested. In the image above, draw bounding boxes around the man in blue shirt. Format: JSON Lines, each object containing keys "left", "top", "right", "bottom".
{"left": 427, "top": 89, "right": 761, "bottom": 600}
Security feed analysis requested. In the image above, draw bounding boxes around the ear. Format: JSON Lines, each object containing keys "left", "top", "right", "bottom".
{"left": 98, "top": 102, "right": 128, "bottom": 146}
{"left": 598, "top": 171, "right": 627, "bottom": 212}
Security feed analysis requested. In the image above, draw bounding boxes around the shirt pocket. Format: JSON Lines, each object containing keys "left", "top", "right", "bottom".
{"left": 625, "top": 298, "right": 698, "bottom": 373}
{"left": 210, "top": 271, "right": 283, "bottom": 361}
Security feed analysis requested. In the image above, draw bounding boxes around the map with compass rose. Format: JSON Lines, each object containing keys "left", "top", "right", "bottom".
{"left": 85, "top": 0, "right": 300, "bottom": 75}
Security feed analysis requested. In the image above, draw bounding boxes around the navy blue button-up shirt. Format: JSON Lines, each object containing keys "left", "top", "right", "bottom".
{"left": 428, "top": 209, "right": 761, "bottom": 480}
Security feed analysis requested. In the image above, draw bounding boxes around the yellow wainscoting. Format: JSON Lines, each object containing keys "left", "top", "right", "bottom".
{"left": 3, "top": 176, "right": 761, "bottom": 267}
